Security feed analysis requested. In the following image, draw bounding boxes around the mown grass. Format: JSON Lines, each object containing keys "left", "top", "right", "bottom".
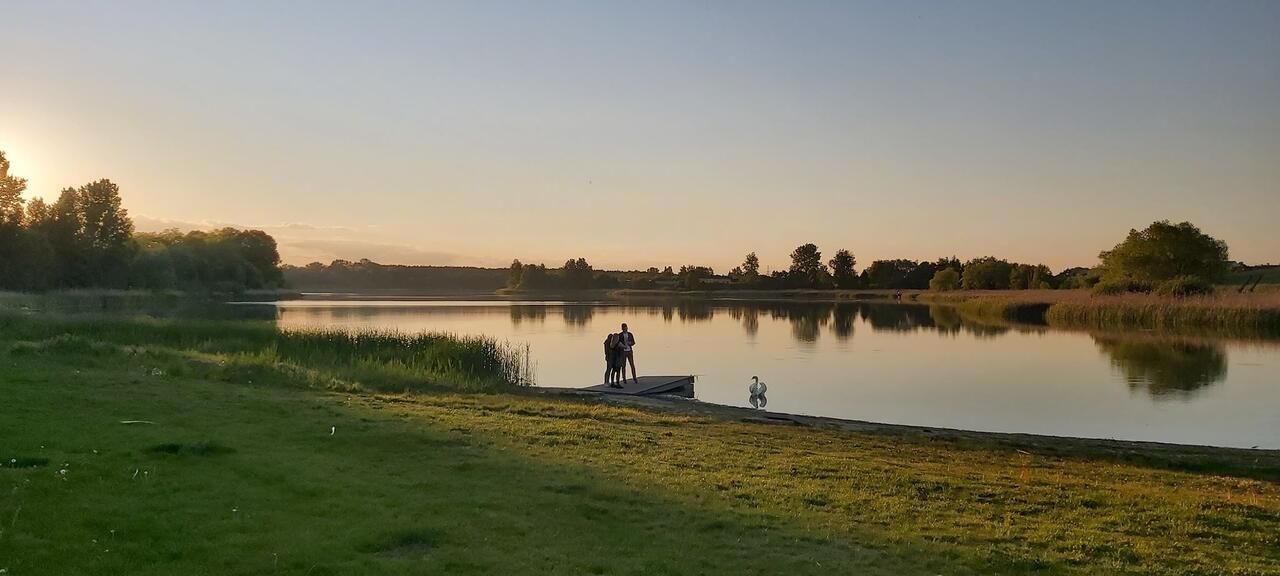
{"left": 2, "top": 315, "right": 1279, "bottom": 574}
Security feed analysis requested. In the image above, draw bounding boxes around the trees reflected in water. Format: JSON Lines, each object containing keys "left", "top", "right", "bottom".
{"left": 561, "top": 305, "right": 595, "bottom": 328}
{"left": 612, "top": 300, "right": 1032, "bottom": 342}
{"left": 1093, "top": 335, "right": 1229, "bottom": 399}
{"left": 509, "top": 305, "right": 547, "bottom": 325}
{"left": 602, "top": 301, "right": 1239, "bottom": 399}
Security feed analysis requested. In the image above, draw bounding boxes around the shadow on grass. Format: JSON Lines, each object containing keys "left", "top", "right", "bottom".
{"left": 145, "top": 442, "right": 236, "bottom": 456}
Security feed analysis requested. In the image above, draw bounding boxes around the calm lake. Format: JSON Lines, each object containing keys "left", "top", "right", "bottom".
{"left": 250, "top": 298, "right": 1278, "bottom": 449}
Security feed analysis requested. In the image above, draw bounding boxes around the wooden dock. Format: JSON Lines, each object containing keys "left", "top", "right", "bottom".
{"left": 583, "top": 375, "right": 696, "bottom": 397}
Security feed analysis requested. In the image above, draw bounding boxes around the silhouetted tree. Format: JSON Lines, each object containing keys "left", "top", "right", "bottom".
{"left": 0, "top": 152, "right": 29, "bottom": 287}
{"left": 518, "top": 263, "right": 550, "bottom": 289}
{"left": 861, "top": 259, "right": 920, "bottom": 289}
{"left": 507, "top": 259, "right": 524, "bottom": 288}
{"left": 741, "top": 252, "right": 761, "bottom": 284}
{"left": 677, "top": 265, "right": 714, "bottom": 289}
{"left": 561, "top": 258, "right": 594, "bottom": 289}
{"left": 789, "top": 243, "right": 827, "bottom": 287}
{"left": 829, "top": 249, "right": 857, "bottom": 288}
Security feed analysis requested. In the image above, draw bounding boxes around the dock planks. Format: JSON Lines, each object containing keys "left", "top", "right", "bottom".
{"left": 583, "top": 375, "right": 696, "bottom": 397}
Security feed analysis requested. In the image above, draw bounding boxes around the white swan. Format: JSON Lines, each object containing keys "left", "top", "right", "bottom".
{"left": 748, "top": 376, "right": 767, "bottom": 396}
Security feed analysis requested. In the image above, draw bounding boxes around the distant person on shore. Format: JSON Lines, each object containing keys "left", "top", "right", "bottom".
{"left": 619, "top": 323, "right": 637, "bottom": 385}
{"left": 603, "top": 332, "right": 623, "bottom": 388}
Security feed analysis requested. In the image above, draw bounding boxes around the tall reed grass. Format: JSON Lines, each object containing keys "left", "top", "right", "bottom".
{"left": 919, "top": 290, "right": 1280, "bottom": 337}
{"left": 1045, "top": 297, "right": 1280, "bottom": 337}
{"left": 950, "top": 298, "right": 1051, "bottom": 325}
{"left": 0, "top": 314, "right": 533, "bottom": 391}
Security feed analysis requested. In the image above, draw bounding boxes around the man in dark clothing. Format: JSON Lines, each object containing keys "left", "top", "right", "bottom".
{"left": 619, "top": 323, "right": 637, "bottom": 385}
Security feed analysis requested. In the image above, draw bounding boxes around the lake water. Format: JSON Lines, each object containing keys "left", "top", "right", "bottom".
{"left": 256, "top": 299, "right": 1278, "bottom": 449}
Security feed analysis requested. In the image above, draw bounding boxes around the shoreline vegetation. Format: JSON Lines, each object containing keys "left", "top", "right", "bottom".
{"left": 3, "top": 313, "right": 1278, "bottom": 574}
{"left": 6, "top": 285, "right": 1280, "bottom": 337}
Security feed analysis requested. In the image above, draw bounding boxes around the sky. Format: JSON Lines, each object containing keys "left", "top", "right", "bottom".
{"left": 1, "top": 0, "right": 1277, "bottom": 272}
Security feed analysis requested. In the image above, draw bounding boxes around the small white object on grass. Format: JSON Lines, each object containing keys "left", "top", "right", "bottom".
{"left": 330, "top": 426, "right": 336, "bottom": 436}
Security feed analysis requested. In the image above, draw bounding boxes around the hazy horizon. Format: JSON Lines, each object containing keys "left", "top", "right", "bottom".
{"left": 3, "top": 0, "right": 1277, "bottom": 272}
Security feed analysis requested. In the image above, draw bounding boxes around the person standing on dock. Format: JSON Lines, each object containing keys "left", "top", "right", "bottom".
{"left": 603, "top": 332, "right": 622, "bottom": 388}
{"left": 619, "top": 323, "right": 638, "bottom": 385}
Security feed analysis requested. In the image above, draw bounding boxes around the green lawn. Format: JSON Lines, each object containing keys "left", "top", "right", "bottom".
{"left": 2, "top": 318, "right": 1278, "bottom": 575}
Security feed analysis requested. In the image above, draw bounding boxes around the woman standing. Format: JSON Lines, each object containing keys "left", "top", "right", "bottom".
{"left": 602, "top": 332, "right": 622, "bottom": 387}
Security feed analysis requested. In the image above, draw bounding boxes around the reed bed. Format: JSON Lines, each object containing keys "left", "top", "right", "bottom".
{"left": 949, "top": 298, "right": 1051, "bottom": 325}
{"left": 920, "top": 290, "right": 1280, "bottom": 337}
{"left": 1046, "top": 297, "right": 1280, "bottom": 336}
{"left": 0, "top": 313, "right": 533, "bottom": 391}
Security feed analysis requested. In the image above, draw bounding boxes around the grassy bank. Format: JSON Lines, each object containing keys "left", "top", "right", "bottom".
{"left": 3, "top": 316, "right": 1279, "bottom": 575}
{"left": 0, "top": 314, "right": 530, "bottom": 393}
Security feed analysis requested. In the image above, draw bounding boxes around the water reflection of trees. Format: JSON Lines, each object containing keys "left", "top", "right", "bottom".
{"left": 1093, "top": 335, "right": 1228, "bottom": 399}
{"left": 676, "top": 300, "right": 715, "bottom": 322}
{"left": 775, "top": 303, "right": 831, "bottom": 343}
{"left": 727, "top": 306, "right": 759, "bottom": 337}
{"left": 561, "top": 305, "right": 595, "bottom": 327}
{"left": 710, "top": 301, "right": 1020, "bottom": 343}
{"left": 510, "top": 305, "right": 547, "bottom": 325}
{"left": 859, "top": 304, "right": 937, "bottom": 332}
{"left": 831, "top": 304, "right": 856, "bottom": 341}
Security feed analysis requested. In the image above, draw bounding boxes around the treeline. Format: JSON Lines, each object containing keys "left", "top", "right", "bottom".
{"left": 0, "top": 151, "right": 283, "bottom": 292}
{"left": 713, "top": 246, "right": 1076, "bottom": 291}
{"left": 283, "top": 260, "right": 507, "bottom": 291}
{"left": 500, "top": 252, "right": 1071, "bottom": 292}
{"left": 503, "top": 220, "right": 1232, "bottom": 296}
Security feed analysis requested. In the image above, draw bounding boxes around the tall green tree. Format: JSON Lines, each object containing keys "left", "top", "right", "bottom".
{"left": 1008, "top": 263, "right": 1054, "bottom": 289}
{"left": 1099, "top": 221, "right": 1229, "bottom": 283}
{"left": 45, "top": 188, "right": 87, "bottom": 286}
{"left": 76, "top": 179, "right": 134, "bottom": 287}
{"left": 961, "top": 257, "right": 1015, "bottom": 290}
{"left": 828, "top": 249, "right": 857, "bottom": 288}
{"left": 0, "top": 152, "right": 31, "bottom": 288}
{"left": 0, "top": 151, "right": 27, "bottom": 230}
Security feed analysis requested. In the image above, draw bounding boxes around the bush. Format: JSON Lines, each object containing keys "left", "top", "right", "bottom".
{"left": 1092, "top": 278, "right": 1153, "bottom": 296}
{"left": 929, "top": 268, "right": 960, "bottom": 291}
{"left": 1153, "top": 276, "right": 1214, "bottom": 298}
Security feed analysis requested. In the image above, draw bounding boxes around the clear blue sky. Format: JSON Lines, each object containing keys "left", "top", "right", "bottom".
{"left": 2, "top": 0, "right": 1277, "bottom": 270}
